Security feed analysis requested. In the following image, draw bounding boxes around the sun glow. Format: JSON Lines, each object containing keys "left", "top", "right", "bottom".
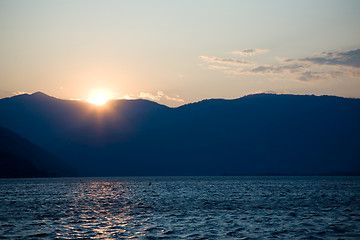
{"left": 88, "top": 89, "right": 111, "bottom": 106}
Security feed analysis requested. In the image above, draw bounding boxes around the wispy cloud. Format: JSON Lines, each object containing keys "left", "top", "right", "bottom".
{"left": 287, "top": 49, "right": 360, "bottom": 68}
{"left": 230, "top": 64, "right": 305, "bottom": 75}
{"left": 298, "top": 70, "right": 346, "bottom": 82}
{"left": 200, "top": 48, "right": 360, "bottom": 82}
{"left": 139, "top": 92, "right": 159, "bottom": 101}
{"left": 139, "top": 91, "right": 184, "bottom": 103}
{"left": 232, "top": 48, "right": 269, "bottom": 56}
{"left": 199, "top": 56, "right": 254, "bottom": 66}
{"left": 208, "top": 65, "right": 230, "bottom": 70}
{"left": 227, "top": 65, "right": 345, "bottom": 82}
{"left": 13, "top": 91, "right": 31, "bottom": 96}
{"left": 71, "top": 91, "right": 184, "bottom": 105}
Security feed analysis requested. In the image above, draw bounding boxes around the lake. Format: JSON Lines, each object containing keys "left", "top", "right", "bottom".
{"left": 1, "top": 176, "right": 360, "bottom": 239}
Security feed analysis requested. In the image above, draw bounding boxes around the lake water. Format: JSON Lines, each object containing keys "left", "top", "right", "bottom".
{"left": 1, "top": 176, "right": 360, "bottom": 239}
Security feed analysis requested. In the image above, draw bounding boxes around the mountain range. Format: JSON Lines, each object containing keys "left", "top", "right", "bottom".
{"left": 0, "top": 92, "right": 359, "bottom": 176}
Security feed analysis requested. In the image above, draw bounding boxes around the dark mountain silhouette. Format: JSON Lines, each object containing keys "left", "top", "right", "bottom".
{"left": 0, "top": 92, "right": 359, "bottom": 176}
{"left": 0, "top": 124, "right": 75, "bottom": 178}
{"left": 0, "top": 91, "right": 167, "bottom": 150}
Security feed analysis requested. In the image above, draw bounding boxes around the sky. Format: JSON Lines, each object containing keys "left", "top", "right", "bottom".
{"left": 1, "top": 0, "right": 360, "bottom": 106}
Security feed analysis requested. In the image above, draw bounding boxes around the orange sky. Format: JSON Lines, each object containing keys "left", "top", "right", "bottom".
{"left": 1, "top": 0, "right": 360, "bottom": 107}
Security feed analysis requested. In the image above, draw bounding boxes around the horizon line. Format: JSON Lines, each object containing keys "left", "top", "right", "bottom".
{"left": 1, "top": 90, "right": 358, "bottom": 108}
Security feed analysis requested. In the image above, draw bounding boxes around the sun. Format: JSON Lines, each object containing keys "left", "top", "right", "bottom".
{"left": 88, "top": 89, "right": 111, "bottom": 106}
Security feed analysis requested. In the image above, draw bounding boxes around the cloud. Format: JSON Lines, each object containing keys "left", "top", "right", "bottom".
{"left": 287, "top": 49, "right": 360, "bottom": 68}
{"left": 122, "top": 94, "right": 136, "bottom": 100}
{"left": 199, "top": 56, "right": 254, "bottom": 66}
{"left": 233, "top": 64, "right": 305, "bottom": 75}
{"left": 139, "top": 92, "right": 159, "bottom": 101}
{"left": 230, "top": 63, "right": 355, "bottom": 82}
{"left": 200, "top": 48, "right": 360, "bottom": 82}
{"left": 139, "top": 91, "right": 184, "bottom": 103}
{"left": 208, "top": 65, "right": 230, "bottom": 70}
{"left": 85, "top": 90, "right": 184, "bottom": 104}
{"left": 297, "top": 71, "right": 328, "bottom": 82}
{"left": 13, "top": 91, "right": 30, "bottom": 96}
{"left": 297, "top": 70, "right": 344, "bottom": 82}
{"left": 232, "top": 48, "right": 269, "bottom": 56}
{"left": 70, "top": 91, "right": 184, "bottom": 105}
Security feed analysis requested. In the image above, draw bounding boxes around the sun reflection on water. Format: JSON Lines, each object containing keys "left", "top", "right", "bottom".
{"left": 54, "top": 179, "right": 153, "bottom": 239}
{"left": 2, "top": 177, "right": 360, "bottom": 239}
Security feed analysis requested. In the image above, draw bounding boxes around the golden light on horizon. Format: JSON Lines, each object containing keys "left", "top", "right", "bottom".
{"left": 88, "top": 89, "right": 111, "bottom": 106}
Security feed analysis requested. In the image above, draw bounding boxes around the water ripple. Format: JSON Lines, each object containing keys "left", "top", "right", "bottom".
{"left": 0, "top": 176, "right": 360, "bottom": 239}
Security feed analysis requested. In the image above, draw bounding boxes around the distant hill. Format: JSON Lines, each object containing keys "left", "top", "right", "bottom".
{"left": 0, "top": 92, "right": 167, "bottom": 150}
{"left": 0, "top": 124, "right": 75, "bottom": 178}
{"left": 0, "top": 92, "right": 359, "bottom": 176}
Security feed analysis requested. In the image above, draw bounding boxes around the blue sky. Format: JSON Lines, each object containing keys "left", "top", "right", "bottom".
{"left": 1, "top": 0, "right": 359, "bottom": 106}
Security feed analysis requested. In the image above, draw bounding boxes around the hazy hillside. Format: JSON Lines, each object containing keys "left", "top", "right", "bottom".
{"left": 0, "top": 92, "right": 167, "bottom": 151}
{"left": 0, "top": 125, "right": 74, "bottom": 178}
{"left": 0, "top": 92, "right": 359, "bottom": 176}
